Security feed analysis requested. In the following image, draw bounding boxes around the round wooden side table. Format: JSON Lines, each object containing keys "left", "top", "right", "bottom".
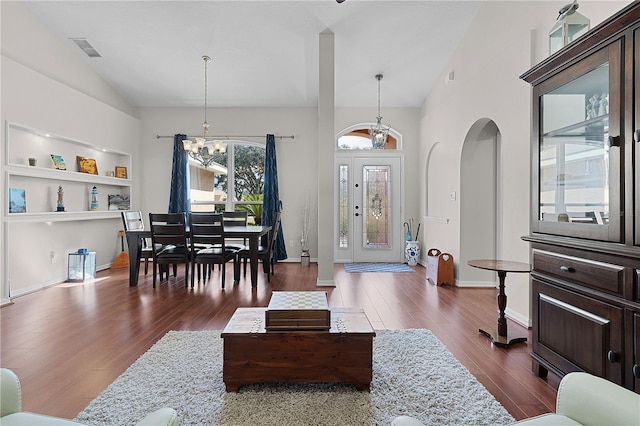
{"left": 468, "top": 259, "right": 531, "bottom": 348}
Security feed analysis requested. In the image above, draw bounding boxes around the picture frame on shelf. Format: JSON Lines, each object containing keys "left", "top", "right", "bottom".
{"left": 115, "top": 166, "right": 128, "bottom": 179}
{"left": 108, "top": 194, "right": 130, "bottom": 211}
{"left": 9, "top": 188, "right": 26, "bottom": 213}
{"left": 77, "top": 156, "right": 98, "bottom": 175}
{"left": 50, "top": 154, "right": 66, "bottom": 170}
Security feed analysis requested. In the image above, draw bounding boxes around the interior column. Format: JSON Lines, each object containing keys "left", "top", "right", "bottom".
{"left": 316, "top": 31, "right": 335, "bottom": 286}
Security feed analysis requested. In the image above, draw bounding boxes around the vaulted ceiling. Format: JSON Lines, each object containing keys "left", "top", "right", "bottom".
{"left": 23, "top": 1, "right": 481, "bottom": 109}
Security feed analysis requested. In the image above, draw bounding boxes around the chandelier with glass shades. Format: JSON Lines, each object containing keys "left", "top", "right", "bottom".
{"left": 182, "top": 55, "right": 226, "bottom": 168}
{"left": 370, "top": 74, "right": 390, "bottom": 149}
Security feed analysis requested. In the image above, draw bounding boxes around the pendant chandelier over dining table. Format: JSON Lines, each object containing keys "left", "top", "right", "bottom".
{"left": 182, "top": 55, "right": 226, "bottom": 168}
{"left": 370, "top": 74, "right": 390, "bottom": 149}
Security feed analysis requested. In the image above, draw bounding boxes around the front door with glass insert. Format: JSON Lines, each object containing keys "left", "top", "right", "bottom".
{"left": 337, "top": 156, "right": 402, "bottom": 263}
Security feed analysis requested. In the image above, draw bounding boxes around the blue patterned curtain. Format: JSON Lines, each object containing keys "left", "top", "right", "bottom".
{"left": 262, "top": 134, "right": 287, "bottom": 261}
{"left": 168, "top": 134, "right": 190, "bottom": 213}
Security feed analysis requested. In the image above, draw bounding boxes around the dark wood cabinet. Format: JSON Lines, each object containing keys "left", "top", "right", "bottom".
{"left": 521, "top": 3, "right": 640, "bottom": 393}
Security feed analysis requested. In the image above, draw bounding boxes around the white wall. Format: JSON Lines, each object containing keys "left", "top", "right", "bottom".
{"left": 418, "top": 1, "right": 631, "bottom": 326}
{"left": 1, "top": 2, "right": 140, "bottom": 302}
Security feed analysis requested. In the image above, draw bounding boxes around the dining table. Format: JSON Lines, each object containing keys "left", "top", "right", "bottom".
{"left": 125, "top": 225, "right": 272, "bottom": 288}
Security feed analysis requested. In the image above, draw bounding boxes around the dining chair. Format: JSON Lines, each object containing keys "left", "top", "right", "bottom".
{"left": 238, "top": 210, "right": 281, "bottom": 282}
{"left": 148, "top": 212, "right": 190, "bottom": 288}
{"left": 222, "top": 211, "right": 248, "bottom": 251}
{"left": 121, "top": 211, "right": 153, "bottom": 275}
{"left": 189, "top": 212, "right": 239, "bottom": 289}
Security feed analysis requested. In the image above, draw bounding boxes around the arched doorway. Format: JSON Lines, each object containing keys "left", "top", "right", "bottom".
{"left": 459, "top": 119, "right": 502, "bottom": 286}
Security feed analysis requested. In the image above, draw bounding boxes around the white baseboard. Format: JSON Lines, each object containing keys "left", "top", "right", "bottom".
{"left": 455, "top": 280, "right": 496, "bottom": 288}
{"left": 316, "top": 279, "right": 335, "bottom": 287}
{"left": 505, "top": 307, "right": 531, "bottom": 328}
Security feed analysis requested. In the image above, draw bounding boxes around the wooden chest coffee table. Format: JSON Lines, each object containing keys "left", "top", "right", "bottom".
{"left": 221, "top": 307, "right": 375, "bottom": 392}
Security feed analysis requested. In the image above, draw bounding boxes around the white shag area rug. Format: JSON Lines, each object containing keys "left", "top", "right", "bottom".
{"left": 75, "top": 329, "right": 514, "bottom": 426}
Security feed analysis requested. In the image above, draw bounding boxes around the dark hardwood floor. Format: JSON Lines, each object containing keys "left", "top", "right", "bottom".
{"left": 0, "top": 262, "right": 559, "bottom": 422}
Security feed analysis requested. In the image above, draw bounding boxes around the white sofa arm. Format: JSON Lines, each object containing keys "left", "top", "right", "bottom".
{"left": 391, "top": 415, "right": 426, "bottom": 426}
{"left": 555, "top": 372, "right": 640, "bottom": 426}
{"left": 134, "top": 407, "right": 179, "bottom": 426}
{"left": 0, "top": 368, "right": 22, "bottom": 417}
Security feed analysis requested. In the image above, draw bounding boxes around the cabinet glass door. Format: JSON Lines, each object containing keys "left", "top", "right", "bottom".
{"left": 535, "top": 45, "right": 621, "bottom": 242}
{"left": 635, "top": 29, "right": 640, "bottom": 247}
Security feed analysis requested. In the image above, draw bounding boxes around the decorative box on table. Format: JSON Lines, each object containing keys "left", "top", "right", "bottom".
{"left": 265, "top": 291, "right": 331, "bottom": 330}
{"left": 67, "top": 249, "right": 96, "bottom": 282}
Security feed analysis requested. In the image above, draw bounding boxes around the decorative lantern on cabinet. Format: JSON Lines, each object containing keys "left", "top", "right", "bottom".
{"left": 549, "top": 0, "right": 590, "bottom": 55}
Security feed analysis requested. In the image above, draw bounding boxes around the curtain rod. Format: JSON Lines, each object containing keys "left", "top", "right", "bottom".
{"left": 156, "top": 134, "right": 294, "bottom": 140}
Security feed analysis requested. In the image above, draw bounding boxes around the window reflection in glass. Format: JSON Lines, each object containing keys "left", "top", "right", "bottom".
{"left": 540, "top": 63, "right": 609, "bottom": 225}
{"left": 189, "top": 141, "right": 265, "bottom": 223}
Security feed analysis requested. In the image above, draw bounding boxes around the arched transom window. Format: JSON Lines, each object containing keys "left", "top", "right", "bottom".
{"left": 337, "top": 128, "right": 398, "bottom": 150}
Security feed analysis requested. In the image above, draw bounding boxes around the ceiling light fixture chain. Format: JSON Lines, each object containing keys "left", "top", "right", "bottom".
{"left": 370, "top": 73, "right": 390, "bottom": 149}
{"left": 202, "top": 55, "right": 210, "bottom": 139}
{"left": 182, "top": 55, "right": 225, "bottom": 168}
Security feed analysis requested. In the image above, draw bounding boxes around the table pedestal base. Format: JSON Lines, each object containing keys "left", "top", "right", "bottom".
{"left": 479, "top": 327, "right": 527, "bottom": 348}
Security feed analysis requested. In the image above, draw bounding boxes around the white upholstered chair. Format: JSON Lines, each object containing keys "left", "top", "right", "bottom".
{"left": 391, "top": 372, "right": 640, "bottom": 426}
{"left": 0, "top": 368, "right": 179, "bottom": 425}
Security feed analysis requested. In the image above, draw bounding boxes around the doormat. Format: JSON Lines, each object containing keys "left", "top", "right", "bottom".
{"left": 344, "top": 263, "right": 414, "bottom": 273}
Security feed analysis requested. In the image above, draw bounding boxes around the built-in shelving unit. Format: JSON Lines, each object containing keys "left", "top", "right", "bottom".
{"left": 4, "top": 122, "right": 131, "bottom": 221}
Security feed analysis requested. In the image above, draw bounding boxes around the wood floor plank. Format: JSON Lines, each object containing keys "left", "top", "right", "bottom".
{"left": 0, "top": 262, "right": 559, "bottom": 421}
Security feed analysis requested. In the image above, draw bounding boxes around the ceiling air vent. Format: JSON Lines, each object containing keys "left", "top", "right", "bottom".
{"left": 69, "top": 38, "right": 102, "bottom": 58}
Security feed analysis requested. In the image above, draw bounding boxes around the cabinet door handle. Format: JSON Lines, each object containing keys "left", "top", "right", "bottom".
{"left": 633, "top": 364, "right": 640, "bottom": 378}
{"left": 560, "top": 266, "right": 575, "bottom": 273}
{"left": 607, "top": 136, "right": 621, "bottom": 147}
{"left": 607, "top": 350, "right": 620, "bottom": 363}
{"left": 634, "top": 129, "right": 640, "bottom": 142}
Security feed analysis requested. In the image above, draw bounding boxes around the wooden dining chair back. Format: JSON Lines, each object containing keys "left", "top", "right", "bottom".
{"left": 222, "top": 211, "right": 248, "bottom": 251}
{"left": 121, "top": 211, "right": 153, "bottom": 275}
{"left": 148, "top": 212, "right": 189, "bottom": 288}
{"left": 189, "top": 212, "right": 238, "bottom": 289}
{"left": 239, "top": 210, "right": 281, "bottom": 282}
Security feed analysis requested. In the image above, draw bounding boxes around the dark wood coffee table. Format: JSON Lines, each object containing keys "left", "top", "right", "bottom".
{"left": 221, "top": 307, "right": 376, "bottom": 391}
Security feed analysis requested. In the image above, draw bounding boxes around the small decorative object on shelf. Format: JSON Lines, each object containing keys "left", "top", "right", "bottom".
{"left": 90, "top": 186, "right": 99, "bottom": 211}
{"left": 28, "top": 157, "right": 37, "bottom": 167}
{"left": 108, "top": 194, "right": 130, "bottom": 210}
{"left": 598, "top": 92, "right": 608, "bottom": 116}
{"left": 115, "top": 166, "right": 128, "bottom": 179}
{"left": 9, "top": 188, "right": 26, "bottom": 213}
{"left": 77, "top": 156, "right": 98, "bottom": 175}
{"left": 50, "top": 154, "right": 66, "bottom": 170}
{"left": 56, "top": 185, "right": 65, "bottom": 212}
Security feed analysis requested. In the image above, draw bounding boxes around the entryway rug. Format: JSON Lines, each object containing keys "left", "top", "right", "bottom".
{"left": 344, "top": 262, "right": 414, "bottom": 273}
{"left": 74, "top": 329, "right": 514, "bottom": 426}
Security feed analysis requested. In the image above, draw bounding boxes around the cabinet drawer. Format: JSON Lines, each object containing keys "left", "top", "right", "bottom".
{"left": 533, "top": 250, "right": 624, "bottom": 296}
{"left": 532, "top": 280, "right": 624, "bottom": 384}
